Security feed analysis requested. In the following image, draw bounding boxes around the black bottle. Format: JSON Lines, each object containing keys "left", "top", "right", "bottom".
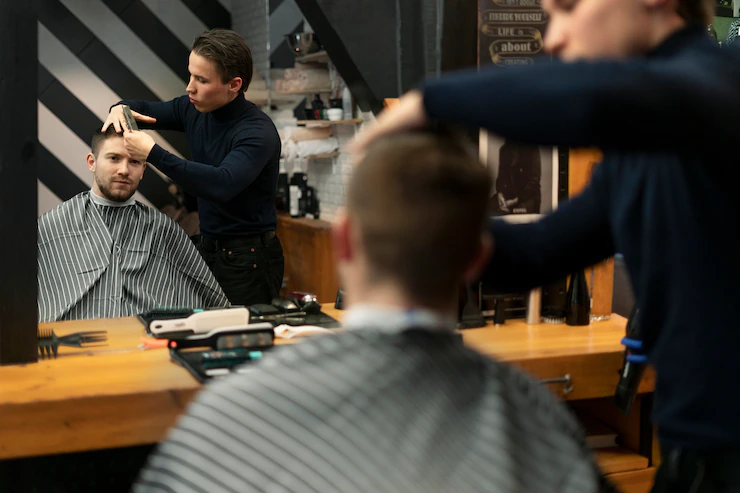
{"left": 565, "top": 270, "right": 590, "bottom": 326}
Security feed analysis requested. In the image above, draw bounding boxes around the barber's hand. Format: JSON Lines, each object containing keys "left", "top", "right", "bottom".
{"left": 350, "top": 90, "right": 430, "bottom": 154}
{"left": 123, "top": 131, "right": 156, "bottom": 163}
{"left": 101, "top": 104, "right": 157, "bottom": 133}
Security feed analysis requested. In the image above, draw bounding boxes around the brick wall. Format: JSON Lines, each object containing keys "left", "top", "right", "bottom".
{"left": 296, "top": 112, "right": 373, "bottom": 224}
{"left": 305, "top": 125, "right": 353, "bottom": 223}
{"left": 231, "top": 0, "right": 270, "bottom": 79}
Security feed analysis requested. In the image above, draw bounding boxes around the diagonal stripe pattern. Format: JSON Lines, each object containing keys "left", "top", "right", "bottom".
{"left": 36, "top": 0, "right": 230, "bottom": 214}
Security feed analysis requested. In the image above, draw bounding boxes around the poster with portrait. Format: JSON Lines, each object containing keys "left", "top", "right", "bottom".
{"left": 478, "top": 0, "right": 563, "bottom": 223}
{"left": 480, "top": 137, "right": 558, "bottom": 222}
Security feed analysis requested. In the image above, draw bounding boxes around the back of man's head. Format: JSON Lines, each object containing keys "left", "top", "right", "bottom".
{"left": 347, "top": 131, "right": 492, "bottom": 308}
{"left": 91, "top": 126, "right": 121, "bottom": 158}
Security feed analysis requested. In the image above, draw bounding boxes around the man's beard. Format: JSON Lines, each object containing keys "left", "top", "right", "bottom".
{"left": 95, "top": 175, "right": 135, "bottom": 202}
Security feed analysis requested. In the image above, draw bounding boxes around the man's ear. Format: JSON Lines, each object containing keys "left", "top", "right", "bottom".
{"left": 229, "top": 77, "right": 243, "bottom": 94}
{"left": 331, "top": 209, "right": 354, "bottom": 264}
{"left": 86, "top": 153, "right": 96, "bottom": 172}
{"left": 463, "top": 232, "right": 494, "bottom": 283}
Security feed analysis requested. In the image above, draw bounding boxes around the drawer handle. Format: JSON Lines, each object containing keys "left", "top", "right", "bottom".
{"left": 540, "top": 374, "right": 573, "bottom": 395}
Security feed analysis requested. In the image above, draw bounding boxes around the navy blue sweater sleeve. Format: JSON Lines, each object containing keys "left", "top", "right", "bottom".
{"left": 423, "top": 49, "right": 740, "bottom": 151}
{"left": 146, "top": 119, "right": 277, "bottom": 204}
{"left": 116, "top": 97, "right": 189, "bottom": 132}
{"left": 481, "top": 165, "right": 615, "bottom": 292}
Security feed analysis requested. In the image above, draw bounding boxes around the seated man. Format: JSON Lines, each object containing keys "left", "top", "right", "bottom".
{"left": 134, "top": 132, "right": 610, "bottom": 492}
{"left": 37, "top": 128, "right": 229, "bottom": 322}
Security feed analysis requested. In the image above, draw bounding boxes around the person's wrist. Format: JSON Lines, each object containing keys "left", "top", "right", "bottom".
{"left": 147, "top": 144, "right": 165, "bottom": 165}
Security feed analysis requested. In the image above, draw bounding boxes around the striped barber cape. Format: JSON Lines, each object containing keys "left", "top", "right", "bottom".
{"left": 37, "top": 191, "right": 229, "bottom": 322}
{"left": 134, "top": 328, "right": 615, "bottom": 493}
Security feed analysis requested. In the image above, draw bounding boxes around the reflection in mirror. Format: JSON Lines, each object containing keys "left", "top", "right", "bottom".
{"left": 37, "top": 129, "right": 229, "bottom": 323}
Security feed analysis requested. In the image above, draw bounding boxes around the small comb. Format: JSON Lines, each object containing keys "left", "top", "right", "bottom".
{"left": 122, "top": 105, "right": 138, "bottom": 131}
{"left": 37, "top": 328, "right": 108, "bottom": 359}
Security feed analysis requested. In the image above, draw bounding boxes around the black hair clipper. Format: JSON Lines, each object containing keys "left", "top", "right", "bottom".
{"left": 614, "top": 305, "right": 647, "bottom": 414}
{"left": 122, "top": 105, "right": 138, "bottom": 131}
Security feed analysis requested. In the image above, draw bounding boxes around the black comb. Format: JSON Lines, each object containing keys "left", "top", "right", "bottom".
{"left": 37, "top": 328, "right": 108, "bottom": 359}
{"left": 122, "top": 105, "right": 138, "bottom": 131}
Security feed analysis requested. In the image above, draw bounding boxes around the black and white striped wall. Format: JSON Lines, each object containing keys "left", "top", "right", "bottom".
{"left": 232, "top": 0, "right": 306, "bottom": 73}
{"left": 37, "top": 0, "right": 231, "bottom": 216}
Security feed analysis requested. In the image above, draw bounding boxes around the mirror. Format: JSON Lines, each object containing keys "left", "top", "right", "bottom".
{"left": 36, "top": 1, "right": 267, "bottom": 323}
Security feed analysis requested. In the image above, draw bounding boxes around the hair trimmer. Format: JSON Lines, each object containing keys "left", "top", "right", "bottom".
{"left": 614, "top": 305, "right": 647, "bottom": 414}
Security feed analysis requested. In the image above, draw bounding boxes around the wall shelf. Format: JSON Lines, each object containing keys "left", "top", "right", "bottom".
{"left": 297, "top": 119, "right": 363, "bottom": 127}
{"left": 304, "top": 152, "right": 340, "bottom": 160}
{"left": 294, "top": 50, "right": 330, "bottom": 63}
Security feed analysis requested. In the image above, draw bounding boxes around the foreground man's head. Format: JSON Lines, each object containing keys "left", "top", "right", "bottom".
{"left": 336, "top": 131, "right": 493, "bottom": 312}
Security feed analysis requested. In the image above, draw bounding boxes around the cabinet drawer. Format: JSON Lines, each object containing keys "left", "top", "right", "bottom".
{"left": 606, "top": 467, "right": 656, "bottom": 493}
{"left": 511, "top": 353, "right": 655, "bottom": 401}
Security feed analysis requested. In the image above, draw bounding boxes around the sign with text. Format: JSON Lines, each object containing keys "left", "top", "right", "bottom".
{"left": 477, "top": 0, "right": 560, "bottom": 224}
{"left": 478, "top": 0, "right": 548, "bottom": 67}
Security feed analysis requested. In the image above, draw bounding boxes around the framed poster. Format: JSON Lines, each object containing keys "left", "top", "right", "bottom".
{"left": 477, "top": 0, "right": 567, "bottom": 223}
{"left": 480, "top": 134, "right": 560, "bottom": 223}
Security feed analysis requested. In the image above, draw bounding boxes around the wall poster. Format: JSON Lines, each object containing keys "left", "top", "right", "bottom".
{"left": 478, "top": 0, "right": 564, "bottom": 223}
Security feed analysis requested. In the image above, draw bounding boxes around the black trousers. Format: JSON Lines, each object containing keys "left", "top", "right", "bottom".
{"left": 195, "top": 233, "right": 284, "bottom": 307}
{"left": 651, "top": 448, "right": 740, "bottom": 493}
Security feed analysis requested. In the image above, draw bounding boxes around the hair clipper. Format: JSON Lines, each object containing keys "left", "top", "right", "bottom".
{"left": 614, "top": 305, "right": 647, "bottom": 414}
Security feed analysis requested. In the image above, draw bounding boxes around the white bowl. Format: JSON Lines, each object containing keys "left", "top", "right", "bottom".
{"left": 327, "top": 108, "right": 343, "bottom": 121}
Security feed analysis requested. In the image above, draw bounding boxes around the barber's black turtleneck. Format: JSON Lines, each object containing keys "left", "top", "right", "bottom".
{"left": 424, "top": 24, "right": 740, "bottom": 450}
{"left": 122, "top": 94, "right": 281, "bottom": 238}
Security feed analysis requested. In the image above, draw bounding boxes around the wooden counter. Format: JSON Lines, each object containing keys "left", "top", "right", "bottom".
{"left": 276, "top": 213, "right": 339, "bottom": 303}
{"left": 0, "top": 307, "right": 655, "bottom": 491}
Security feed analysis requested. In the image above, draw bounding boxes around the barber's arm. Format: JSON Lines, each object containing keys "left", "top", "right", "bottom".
{"left": 124, "top": 121, "right": 277, "bottom": 203}
{"left": 423, "top": 54, "right": 740, "bottom": 151}
{"left": 482, "top": 165, "right": 615, "bottom": 292}
{"left": 354, "top": 49, "right": 740, "bottom": 152}
{"left": 102, "top": 96, "right": 190, "bottom": 133}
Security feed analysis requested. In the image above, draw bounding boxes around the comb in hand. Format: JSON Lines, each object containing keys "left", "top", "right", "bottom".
{"left": 122, "top": 105, "right": 139, "bottom": 131}
{"left": 37, "top": 328, "right": 108, "bottom": 359}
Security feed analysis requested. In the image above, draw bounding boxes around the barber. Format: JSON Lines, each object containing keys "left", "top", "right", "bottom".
{"left": 103, "top": 29, "right": 283, "bottom": 307}
{"left": 353, "top": 0, "right": 740, "bottom": 491}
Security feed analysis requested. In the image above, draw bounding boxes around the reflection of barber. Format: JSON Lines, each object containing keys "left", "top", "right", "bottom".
{"left": 495, "top": 140, "right": 541, "bottom": 214}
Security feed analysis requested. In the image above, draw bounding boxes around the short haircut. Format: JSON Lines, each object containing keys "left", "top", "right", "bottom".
{"left": 348, "top": 131, "right": 492, "bottom": 307}
{"left": 91, "top": 126, "right": 121, "bottom": 158}
{"left": 677, "top": 0, "right": 714, "bottom": 25}
{"left": 191, "top": 29, "right": 253, "bottom": 93}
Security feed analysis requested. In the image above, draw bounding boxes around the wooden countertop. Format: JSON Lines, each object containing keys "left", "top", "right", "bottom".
{"left": 0, "top": 306, "right": 651, "bottom": 460}
{"left": 277, "top": 212, "right": 333, "bottom": 230}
